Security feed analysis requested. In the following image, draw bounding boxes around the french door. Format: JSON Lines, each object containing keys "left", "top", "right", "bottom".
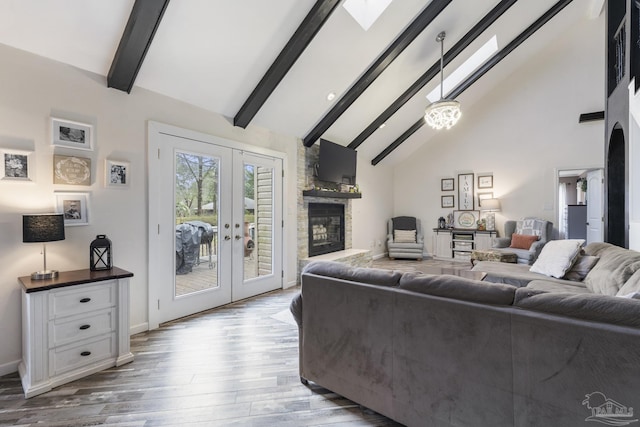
{"left": 148, "top": 124, "right": 283, "bottom": 328}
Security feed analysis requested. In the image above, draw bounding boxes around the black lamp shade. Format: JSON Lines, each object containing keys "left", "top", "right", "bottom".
{"left": 23, "top": 214, "right": 65, "bottom": 243}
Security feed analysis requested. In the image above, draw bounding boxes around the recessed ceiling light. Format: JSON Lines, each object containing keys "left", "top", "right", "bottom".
{"left": 327, "top": 92, "right": 336, "bottom": 101}
{"left": 379, "top": 123, "right": 386, "bottom": 129}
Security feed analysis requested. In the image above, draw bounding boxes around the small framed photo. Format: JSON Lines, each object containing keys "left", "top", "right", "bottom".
{"left": 477, "top": 192, "right": 494, "bottom": 209}
{"left": 106, "top": 159, "right": 130, "bottom": 187}
{"left": 453, "top": 210, "right": 479, "bottom": 229}
{"left": 441, "top": 178, "right": 454, "bottom": 191}
{"left": 56, "top": 192, "right": 90, "bottom": 226}
{"left": 51, "top": 117, "right": 93, "bottom": 151}
{"left": 478, "top": 174, "right": 493, "bottom": 189}
{"left": 54, "top": 155, "right": 91, "bottom": 185}
{"left": 441, "top": 195, "right": 454, "bottom": 208}
{"left": 1, "top": 149, "right": 33, "bottom": 181}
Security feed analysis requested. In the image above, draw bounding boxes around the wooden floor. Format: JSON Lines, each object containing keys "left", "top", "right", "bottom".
{"left": 0, "top": 281, "right": 406, "bottom": 426}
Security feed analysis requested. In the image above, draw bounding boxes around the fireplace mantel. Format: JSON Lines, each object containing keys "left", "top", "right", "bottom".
{"left": 302, "top": 189, "right": 362, "bottom": 199}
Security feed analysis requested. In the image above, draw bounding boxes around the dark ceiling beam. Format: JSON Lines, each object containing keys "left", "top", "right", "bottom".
{"left": 233, "top": 0, "right": 341, "bottom": 129}
{"left": 579, "top": 111, "right": 605, "bottom": 122}
{"left": 302, "top": 0, "right": 452, "bottom": 147}
{"left": 348, "top": 0, "right": 518, "bottom": 150}
{"left": 372, "top": 0, "right": 573, "bottom": 166}
{"left": 107, "top": 0, "right": 170, "bottom": 93}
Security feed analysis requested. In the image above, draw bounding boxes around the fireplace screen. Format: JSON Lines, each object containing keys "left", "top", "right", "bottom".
{"left": 308, "top": 203, "right": 345, "bottom": 257}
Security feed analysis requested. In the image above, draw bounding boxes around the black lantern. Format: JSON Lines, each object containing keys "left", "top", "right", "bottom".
{"left": 90, "top": 234, "right": 112, "bottom": 271}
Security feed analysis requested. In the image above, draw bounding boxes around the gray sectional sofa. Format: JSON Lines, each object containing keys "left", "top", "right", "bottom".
{"left": 291, "top": 242, "right": 640, "bottom": 427}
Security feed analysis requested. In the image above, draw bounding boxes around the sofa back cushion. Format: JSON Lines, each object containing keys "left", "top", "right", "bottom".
{"left": 514, "top": 287, "right": 640, "bottom": 328}
{"left": 302, "top": 260, "right": 402, "bottom": 287}
{"left": 399, "top": 272, "right": 516, "bottom": 305}
{"left": 583, "top": 242, "right": 640, "bottom": 295}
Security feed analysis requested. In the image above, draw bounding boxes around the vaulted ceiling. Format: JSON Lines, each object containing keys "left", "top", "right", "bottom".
{"left": 0, "top": 0, "right": 604, "bottom": 165}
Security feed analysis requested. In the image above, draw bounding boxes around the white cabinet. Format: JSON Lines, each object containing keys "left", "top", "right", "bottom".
{"left": 432, "top": 229, "right": 496, "bottom": 260}
{"left": 19, "top": 267, "right": 134, "bottom": 398}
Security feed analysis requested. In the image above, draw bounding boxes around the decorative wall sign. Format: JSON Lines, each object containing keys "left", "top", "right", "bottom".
{"left": 478, "top": 174, "right": 493, "bottom": 189}
{"left": 105, "top": 159, "right": 129, "bottom": 187}
{"left": 55, "top": 192, "right": 90, "bottom": 226}
{"left": 1, "top": 149, "right": 32, "bottom": 181}
{"left": 441, "top": 178, "right": 454, "bottom": 191}
{"left": 454, "top": 210, "right": 479, "bottom": 229}
{"left": 441, "top": 195, "right": 454, "bottom": 208}
{"left": 51, "top": 118, "right": 93, "bottom": 151}
{"left": 54, "top": 155, "right": 91, "bottom": 185}
{"left": 458, "top": 173, "right": 474, "bottom": 210}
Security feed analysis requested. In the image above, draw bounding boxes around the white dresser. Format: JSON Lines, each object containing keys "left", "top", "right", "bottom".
{"left": 18, "top": 267, "right": 134, "bottom": 398}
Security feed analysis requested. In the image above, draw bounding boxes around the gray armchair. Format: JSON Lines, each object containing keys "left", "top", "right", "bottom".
{"left": 492, "top": 218, "right": 553, "bottom": 265}
{"left": 387, "top": 216, "right": 424, "bottom": 260}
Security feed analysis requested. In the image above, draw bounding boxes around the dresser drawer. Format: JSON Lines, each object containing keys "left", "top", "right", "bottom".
{"left": 49, "top": 333, "right": 116, "bottom": 376}
{"left": 49, "top": 308, "right": 116, "bottom": 348}
{"left": 49, "top": 281, "right": 116, "bottom": 319}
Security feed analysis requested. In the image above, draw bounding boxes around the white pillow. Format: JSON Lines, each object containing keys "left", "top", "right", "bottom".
{"left": 529, "top": 239, "right": 584, "bottom": 278}
{"left": 394, "top": 229, "right": 417, "bottom": 243}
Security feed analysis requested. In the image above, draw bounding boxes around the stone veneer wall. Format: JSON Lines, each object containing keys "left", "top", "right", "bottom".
{"left": 297, "top": 144, "right": 355, "bottom": 277}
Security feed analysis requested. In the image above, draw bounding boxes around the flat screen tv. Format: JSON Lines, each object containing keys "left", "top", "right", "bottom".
{"left": 317, "top": 139, "right": 357, "bottom": 185}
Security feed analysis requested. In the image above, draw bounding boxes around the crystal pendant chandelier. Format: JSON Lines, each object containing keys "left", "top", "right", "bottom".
{"left": 425, "top": 31, "right": 461, "bottom": 130}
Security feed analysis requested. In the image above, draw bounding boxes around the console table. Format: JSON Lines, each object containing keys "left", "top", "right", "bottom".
{"left": 18, "top": 267, "right": 134, "bottom": 398}
{"left": 432, "top": 228, "right": 497, "bottom": 261}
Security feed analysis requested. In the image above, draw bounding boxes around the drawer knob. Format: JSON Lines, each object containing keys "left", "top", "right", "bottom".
{"left": 80, "top": 298, "right": 91, "bottom": 303}
{"left": 80, "top": 351, "right": 91, "bottom": 357}
{"left": 79, "top": 324, "right": 91, "bottom": 330}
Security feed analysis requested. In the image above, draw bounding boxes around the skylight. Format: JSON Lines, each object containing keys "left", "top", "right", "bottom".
{"left": 343, "top": 0, "right": 394, "bottom": 31}
{"left": 426, "top": 35, "right": 499, "bottom": 102}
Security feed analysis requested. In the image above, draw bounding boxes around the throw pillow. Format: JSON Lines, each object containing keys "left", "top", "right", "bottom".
{"left": 563, "top": 255, "right": 599, "bottom": 282}
{"left": 515, "top": 218, "right": 544, "bottom": 236}
{"left": 509, "top": 233, "right": 539, "bottom": 250}
{"left": 394, "top": 229, "right": 416, "bottom": 243}
{"left": 529, "top": 239, "right": 585, "bottom": 278}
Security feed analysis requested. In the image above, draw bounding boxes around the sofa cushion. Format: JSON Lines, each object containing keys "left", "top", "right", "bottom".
{"left": 472, "top": 261, "right": 571, "bottom": 287}
{"left": 398, "top": 272, "right": 516, "bottom": 305}
{"left": 583, "top": 242, "right": 640, "bottom": 296}
{"left": 509, "top": 233, "right": 539, "bottom": 250}
{"left": 289, "top": 292, "right": 302, "bottom": 326}
{"left": 529, "top": 239, "right": 584, "bottom": 278}
{"left": 394, "top": 229, "right": 416, "bottom": 243}
{"left": 302, "top": 260, "right": 402, "bottom": 287}
{"left": 525, "top": 279, "right": 591, "bottom": 294}
{"left": 562, "top": 255, "right": 599, "bottom": 282}
{"left": 513, "top": 287, "right": 640, "bottom": 328}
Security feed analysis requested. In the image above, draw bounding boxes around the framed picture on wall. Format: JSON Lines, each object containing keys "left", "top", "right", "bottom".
{"left": 55, "top": 192, "right": 90, "bottom": 226}
{"left": 454, "top": 210, "right": 479, "bottom": 229}
{"left": 477, "top": 192, "right": 494, "bottom": 209}
{"left": 441, "top": 195, "right": 454, "bottom": 208}
{"left": 53, "top": 155, "right": 91, "bottom": 185}
{"left": 441, "top": 178, "right": 454, "bottom": 191}
{"left": 51, "top": 118, "right": 93, "bottom": 151}
{"left": 478, "top": 174, "right": 493, "bottom": 189}
{"left": 458, "top": 173, "right": 474, "bottom": 210}
{"left": 1, "top": 149, "right": 33, "bottom": 181}
{"left": 105, "top": 159, "right": 130, "bottom": 187}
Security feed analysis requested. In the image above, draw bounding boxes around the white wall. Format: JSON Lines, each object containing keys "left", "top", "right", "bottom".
{"left": 0, "top": 43, "right": 303, "bottom": 374}
{"left": 393, "top": 14, "right": 605, "bottom": 254}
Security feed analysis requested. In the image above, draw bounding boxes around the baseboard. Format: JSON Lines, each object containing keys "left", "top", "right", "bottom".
{"left": 0, "top": 359, "right": 20, "bottom": 376}
{"left": 284, "top": 280, "right": 297, "bottom": 289}
{"left": 372, "top": 252, "right": 387, "bottom": 260}
{"left": 130, "top": 322, "right": 149, "bottom": 335}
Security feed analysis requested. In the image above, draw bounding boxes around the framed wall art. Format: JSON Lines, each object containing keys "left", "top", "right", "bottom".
{"left": 105, "top": 159, "right": 129, "bottom": 187}
{"left": 55, "top": 192, "right": 90, "bottom": 226}
{"left": 458, "top": 173, "right": 474, "bottom": 210}
{"left": 453, "top": 210, "right": 479, "bottom": 229}
{"left": 1, "top": 149, "right": 33, "bottom": 181}
{"left": 51, "top": 117, "right": 93, "bottom": 151}
{"left": 477, "top": 192, "right": 494, "bottom": 209}
{"left": 478, "top": 174, "right": 493, "bottom": 189}
{"left": 441, "top": 178, "right": 454, "bottom": 191}
{"left": 441, "top": 195, "right": 454, "bottom": 208}
{"left": 54, "top": 155, "right": 91, "bottom": 185}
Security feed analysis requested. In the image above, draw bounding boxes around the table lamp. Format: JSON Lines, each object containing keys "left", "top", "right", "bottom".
{"left": 481, "top": 198, "right": 501, "bottom": 231}
{"left": 23, "top": 214, "right": 65, "bottom": 280}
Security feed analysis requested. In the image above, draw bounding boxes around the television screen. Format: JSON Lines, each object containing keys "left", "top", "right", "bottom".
{"left": 317, "top": 139, "right": 357, "bottom": 185}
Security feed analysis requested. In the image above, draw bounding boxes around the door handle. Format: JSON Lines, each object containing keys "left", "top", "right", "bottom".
{"left": 235, "top": 235, "right": 241, "bottom": 240}
{"left": 224, "top": 235, "right": 231, "bottom": 241}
